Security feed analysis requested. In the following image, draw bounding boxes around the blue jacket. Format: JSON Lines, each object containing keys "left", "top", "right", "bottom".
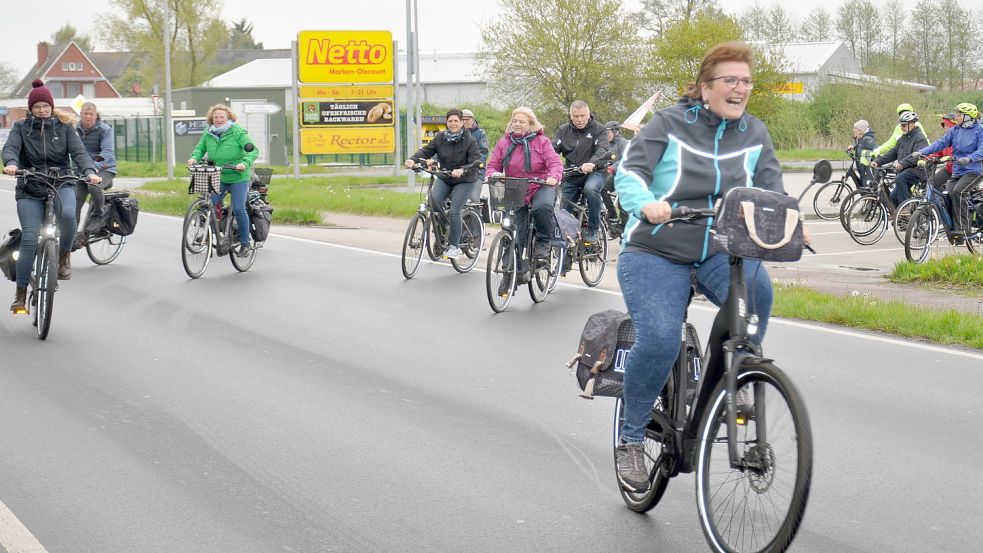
{"left": 919, "top": 121, "right": 983, "bottom": 177}
{"left": 615, "top": 97, "right": 785, "bottom": 264}
{"left": 77, "top": 118, "right": 117, "bottom": 174}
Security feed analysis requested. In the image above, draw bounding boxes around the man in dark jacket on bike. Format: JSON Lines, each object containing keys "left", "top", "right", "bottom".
{"left": 462, "top": 109, "right": 489, "bottom": 202}
{"left": 404, "top": 108, "right": 481, "bottom": 258}
{"left": 554, "top": 100, "right": 610, "bottom": 243}
{"left": 871, "top": 111, "right": 928, "bottom": 212}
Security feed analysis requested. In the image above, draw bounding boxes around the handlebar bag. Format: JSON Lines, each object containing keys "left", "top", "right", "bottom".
{"left": 567, "top": 309, "right": 633, "bottom": 399}
{"left": 713, "top": 187, "right": 804, "bottom": 263}
{"left": 107, "top": 196, "right": 140, "bottom": 236}
{"left": 0, "top": 228, "right": 21, "bottom": 282}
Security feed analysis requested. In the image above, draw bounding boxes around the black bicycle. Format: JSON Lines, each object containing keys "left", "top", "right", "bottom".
{"left": 558, "top": 166, "right": 611, "bottom": 287}
{"left": 12, "top": 169, "right": 84, "bottom": 340}
{"left": 75, "top": 184, "right": 130, "bottom": 265}
{"left": 484, "top": 176, "right": 564, "bottom": 312}
{"left": 611, "top": 204, "right": 814, "bottom": 553}
{"left": 401, "top": 162, "right": 484, "bottom": 279}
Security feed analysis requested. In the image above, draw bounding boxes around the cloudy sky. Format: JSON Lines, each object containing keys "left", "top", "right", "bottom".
{"left": 5, "top": 0, "right": 920, "bottom": 79}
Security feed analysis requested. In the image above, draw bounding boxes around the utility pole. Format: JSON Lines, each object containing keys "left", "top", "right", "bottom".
{"left": 163, "top": 0, "right": 174, "bottom": 178}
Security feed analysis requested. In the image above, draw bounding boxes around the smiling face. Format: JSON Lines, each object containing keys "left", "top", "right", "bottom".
{"left": 445, "top": 115, "right": 462, "bottom": 133}
{"left": 511, "top": 113, "right": 531, "bottom": 134}
{"left": 211, "top": 109, "right": 229, "bottom": 126}
{"left": 701, "top": 61, "right": 752, "bottom": 120}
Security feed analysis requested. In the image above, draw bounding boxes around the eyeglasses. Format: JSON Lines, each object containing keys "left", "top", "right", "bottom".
{"left": 708, "top": 76, "right": 754, "bottom": 89}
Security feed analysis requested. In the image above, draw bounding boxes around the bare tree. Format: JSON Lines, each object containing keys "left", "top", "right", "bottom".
{"left": 740, "top": 3, "right": 796, "bottom": 44}
{"left": 836, "top": 0, "right": 881, "bottom": 70}
{"left": 637, "top": 0, "right": 721, "bottom": 36}
{"left": 799, "top": 8, "right": 833, "bottom": 42}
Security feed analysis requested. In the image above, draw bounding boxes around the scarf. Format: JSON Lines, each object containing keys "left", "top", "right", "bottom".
{"left": 444, "top": 129, "right": 464, "bottom": 143}
{"left": 209, "top": 120, "right": 233, "bottom": 137}
{"left": 502, "top": 131, "right": 536, "bottom": 172}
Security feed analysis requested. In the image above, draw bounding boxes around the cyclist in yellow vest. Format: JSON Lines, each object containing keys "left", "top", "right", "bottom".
{"left": 871, "top": 103, "right": 928, "bottom": 157}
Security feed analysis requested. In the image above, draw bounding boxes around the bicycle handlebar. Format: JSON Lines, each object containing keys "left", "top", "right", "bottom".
{"left": 13, "top": 169, "right": 85, "bottom": 184}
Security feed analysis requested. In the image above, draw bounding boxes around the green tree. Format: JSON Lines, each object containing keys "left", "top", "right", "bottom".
{"left": 636, "top": 0, "right": 722, "bottom": 36}
{"left": 98, "top": 0, "right": 228, "bottom": 93}
{"left": 227, "top": 18, "right": 263, "bottom": 49}
{"left": 52, "top": 23, "right": 94, "bottom": 52}
{"left": 479, "top": 0, "right": 643, "bottom": 128}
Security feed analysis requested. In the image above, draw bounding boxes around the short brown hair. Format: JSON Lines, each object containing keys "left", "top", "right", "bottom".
{"left": 205, "top": 104, "right": 237, "bottom": 124}
{"left": 446, "top": 108, "right": 463, "bottom": 120}
{"left": 683, "top": 41, "right": 754, "bottom": 99}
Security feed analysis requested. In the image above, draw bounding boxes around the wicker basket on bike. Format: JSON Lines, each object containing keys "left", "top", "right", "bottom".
{"left": 712, "top": 187, "right": 805, "bottom": 262}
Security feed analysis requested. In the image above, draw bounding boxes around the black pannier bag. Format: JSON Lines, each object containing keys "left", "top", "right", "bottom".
{"left": 249, "top": 201, "right": 273, "bottom": 242}
{"left": 107, "top": 196, "right": 139, "bottom": 236}
{"left": 0, "top": 228, "right": 22, "bottom": 282}
{"left": 713, "top": 187, "right": 804, "bottom": 262}
{"left": 567, "top": 310, "right": 634, "bottom": 399}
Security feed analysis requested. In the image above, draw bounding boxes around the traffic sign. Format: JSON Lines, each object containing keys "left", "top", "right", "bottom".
{"left": 243, "top": 103, "right": 282, "bottom": 115}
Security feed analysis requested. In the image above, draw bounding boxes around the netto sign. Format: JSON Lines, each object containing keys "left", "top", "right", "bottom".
{"left": 298, "top": 31, "right": 393, "bottom": 84}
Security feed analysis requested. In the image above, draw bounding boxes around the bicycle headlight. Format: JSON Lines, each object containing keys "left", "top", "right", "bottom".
{"left": 12, "top": 251, "right": 18, "bottom": 260}
{"left": 42, "top": 225, "right": 57, "bottom": 237}
{"left": 747, "top": 314, "right": 759, "bottom": 336}
{"left": 502, "top": 216, "right": 511, "bottom": 228}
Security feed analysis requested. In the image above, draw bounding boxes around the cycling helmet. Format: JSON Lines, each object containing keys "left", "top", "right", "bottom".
{"left": 604, "top": 121, "right": 620, "bottom": 132}
{"left": 896, "top": 103, "right": 914, "bottom": 114}
{"left": 898, "top": 111, "right": 919, "bottom": 124}
{"left": 955, "top": 102, "right": 979, "bottom": 119}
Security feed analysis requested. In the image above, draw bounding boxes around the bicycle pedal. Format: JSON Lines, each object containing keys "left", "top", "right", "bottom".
{"left": 11, "top": 306, "right": 29, "bottom": 315}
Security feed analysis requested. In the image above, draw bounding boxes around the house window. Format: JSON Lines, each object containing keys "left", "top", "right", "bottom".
{"left": 65, "top": 83, "right": 80, "bottom": 97}
{"left": 61, "top": 61, "right": 83, "bottom": 71}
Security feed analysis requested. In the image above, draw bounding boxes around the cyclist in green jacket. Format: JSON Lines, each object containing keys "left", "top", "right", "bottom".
{"left": 187, "top": 104, "right": 259, "bottom": 257}
{"left": 871, "top": 103, "right": 928, "bottom": 157}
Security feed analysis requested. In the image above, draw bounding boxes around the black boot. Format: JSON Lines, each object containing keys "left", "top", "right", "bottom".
{"left": 58, "top": 251, "right": 72, "bottom": 280}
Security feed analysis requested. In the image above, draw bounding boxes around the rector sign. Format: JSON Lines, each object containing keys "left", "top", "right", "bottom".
{"left": 297, "top": 30, "right": 394, "bottom": 84}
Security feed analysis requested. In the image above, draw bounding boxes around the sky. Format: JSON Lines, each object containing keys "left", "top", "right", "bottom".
{"left": 4, "top": 0, "right": 926, "bottom": 79}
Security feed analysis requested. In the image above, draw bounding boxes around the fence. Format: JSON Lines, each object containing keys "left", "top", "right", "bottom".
{"left": 105, "top": 117, "right": 166, "bottom": 163}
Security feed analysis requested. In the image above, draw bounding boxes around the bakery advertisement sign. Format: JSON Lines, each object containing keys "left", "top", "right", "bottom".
{"left": 297, "top": 30, "right": 394, "bottom": 84}
{"left": 301, "top": 101, "right": 393, "bottom": 127}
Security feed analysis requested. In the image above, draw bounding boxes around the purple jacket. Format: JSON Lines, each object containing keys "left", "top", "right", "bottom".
{"left": 487, "top": 129, "right": 563, "bottom": 203}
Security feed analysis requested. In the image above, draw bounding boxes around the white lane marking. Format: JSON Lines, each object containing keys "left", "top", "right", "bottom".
{"left": 0, "top": 499, "right": 49, "bottom": 552}
{"left": 137, "top": 213, "right": 983, "bottom": 360}
{"left": 810, "top": 247, "right": 900, "bottom": 256}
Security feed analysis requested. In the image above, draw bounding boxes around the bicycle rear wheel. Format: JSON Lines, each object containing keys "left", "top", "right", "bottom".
{"left": 86, "top": 232, "right": 126, "bottom": 265}
{"left": 695, "top": 361, "right": 812, "bottom": 553}
{"left": 845, "top": 196, "right": 887, "bottom": 245}
{"left": 35, "top": 239, "right": 58, "bottom": 340}
{"left": 451, "top": 209, "right": 484, "bottom": 273}
{"left": 812, "top": 180, "right": 852, "bottom": 220}
{"left": 904, "top": 205, "right": 940, "bottom": 263}
{"left": 401, "top": 213, "right": 427, "bottom": 279}
{"left": 613, "top": 396, "right": 672, "bottom": 513}
{"left": 181, "top": 199, "right": 212, "bottom": 279}
{"left": 893, "top": 197, "right": 921, "bottom": 245}
{"left": 837, "top": 189, "right": 865, "bottom": 231}
{"left": 579, "top": 223, "right": 607, "bottom": 287}
{"left": 485, "top": 230, "right": 516, "bottom": 313}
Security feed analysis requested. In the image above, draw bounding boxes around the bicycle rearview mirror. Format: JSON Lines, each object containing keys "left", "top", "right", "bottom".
{"left": 812, "top": 160, "right": 832, "bottom": 183}
{"left": 243, "top": 143, "right": 255, "bottom": 152}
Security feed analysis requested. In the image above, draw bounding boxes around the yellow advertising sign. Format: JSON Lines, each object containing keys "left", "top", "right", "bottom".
{"left": 301, "top": 127, "right": 395, "bottom": 155}
{"left": 775, "top": 82, "right": 805, "bottom": 95}
{"left": 297, "top": 30, "right": 394, "bottom": 84}
{"left": 299, "top": 85, "right": 394, "bottom": 99}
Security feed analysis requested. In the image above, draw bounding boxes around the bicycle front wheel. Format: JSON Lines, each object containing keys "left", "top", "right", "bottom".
{"left": 837, "top": 189, "right": 865, "bottom": 231}
{"left": 812, "top": 180, "right": 852, "bottom": 220}
{"left": 904, "top": 205, "right": 940, "bottom": 263}
{"left": 893, "top": 197, "right": 922, "bottom": 245}
{"left": 579, "top": 224, "right": 608, "bottom": 287}
{"left": 695, "top": 361, "right": 812, "bottom": 553}
{"left": 401, "top": 213, "right": 427, "bottom": 279}
{"left": 181, "top": 199, "right": 212, "bottom": 279}
{"left": 451, "top": 209, "right": 484, "bottom": 273}
{"left": 845, "top": 196, "right": 887, "bottom": 245}
{"left": 35, "top": 239, "right": 58, "bottom": 340}
{"left": 485, "top": 230, "right": 516, "bottom": 313}
{"left": 86, "top": 232, "right": 126, "bottom": 265}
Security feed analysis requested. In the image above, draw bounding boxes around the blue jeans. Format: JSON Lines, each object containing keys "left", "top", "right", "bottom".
{"left": 617, "top": 251, "right": 773, "bottom": 444}
{"left": 515, "top": 186, "right": 556, "bottom": 259}
{"left": 890, "top": 169, "right": 921, "bottom": 208}
{"left": 15, "top": 187, "right": 77, "bottom": 288}
{"left": 211, "top": 180, "right": 250, "bottom": 246}
{"left": 430, "top": 177, "right": 473, "bottom": 246}
{"left": 561, "top": 171, "right": 604, "bottom": 232}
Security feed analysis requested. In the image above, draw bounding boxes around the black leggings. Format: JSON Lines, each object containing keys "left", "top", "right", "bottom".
{"left": 947, "top": 173, "right": 982, "bottom": 233}
{"left": 75, "top": 170, "right": 114, "bottom": 221}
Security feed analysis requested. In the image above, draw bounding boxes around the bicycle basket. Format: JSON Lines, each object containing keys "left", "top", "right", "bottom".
{"left": 487, "top": 177, "right": 531, "bottom": 212}
{"left": 189, "top": 166, "right": 221, "bottom": 195}
{"left": 713, "top": 187, "right": 804, "bottom": 262}
{"left": 252, "top": 168, "right": 273, "bottom": 186}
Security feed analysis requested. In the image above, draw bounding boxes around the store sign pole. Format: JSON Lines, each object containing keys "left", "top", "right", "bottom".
{"left": 292, "top": 40, "right": 301, "bottom": 179}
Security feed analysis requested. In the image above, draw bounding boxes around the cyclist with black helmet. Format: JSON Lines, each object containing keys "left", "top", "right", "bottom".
{"left": 871, "top": 102, "right": 928, "bottom": 158}
{"left": 870, "top": 111, "right": 928, "bottom": 210}
{"left": 916, "top": 102, "right": 983, "bottom": 241}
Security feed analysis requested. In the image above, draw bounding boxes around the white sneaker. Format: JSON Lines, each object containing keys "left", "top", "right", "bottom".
{"left": 443, "top": 245, "right": 463, "bottom": 258}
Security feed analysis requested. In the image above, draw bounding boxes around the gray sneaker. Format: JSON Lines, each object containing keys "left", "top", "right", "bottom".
{"left": 443, "top": 245, "right": 463, "bottom": 258}
{"left": 615, "top": 442, "right": 649, "bottom": 492}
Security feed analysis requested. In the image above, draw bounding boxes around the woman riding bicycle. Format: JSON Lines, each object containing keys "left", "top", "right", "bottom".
{"left": 187, "top": 104, "right": 258, "bottom": 257}
{"left": 612, "top": 42, "right": 810, "bottom": 492}
{"left": 403, "top": 108, "right": 481, "bottom": 258}
{"left": 486, "top": 106, "right": 562, "bottom": 285}
{"left": 2, "top": 80, "right": 100, "bottom": 313}
{"left": 916, "top": 102, "right": 983, "bottom": 243}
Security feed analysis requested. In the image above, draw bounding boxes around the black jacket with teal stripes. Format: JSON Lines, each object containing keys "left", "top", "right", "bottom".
{"left": 614, "top": 97, "right": 785, "bottom": 264}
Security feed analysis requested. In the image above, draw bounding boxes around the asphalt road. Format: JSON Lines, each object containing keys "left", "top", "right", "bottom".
{"left": 0, "top": 181, "right": 981, "bottom": 552}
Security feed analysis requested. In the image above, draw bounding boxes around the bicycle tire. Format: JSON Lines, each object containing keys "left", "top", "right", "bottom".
{"left": 904, "top": 205, "right": 940, "bottom": 263}
{"left": 893, "top": 197, "right": 922, "bottom": 245}
{"left": 613, "top": 396, "right": 671, "bottom": 513}
{"left": 181, "top": 199, "right": 212, "bottom": 279}
{"left": 837, "top": 189, "right": 866, "bottom": 231}
{"left": 401, "top": 213, "right": 427, "bottom": 279}
{"left": 845, "top": 196, "right": 887, "bottom": 245}
{"left": 812, "top": 180, "right": 852, "bottom": 220}
{"left": 579, "top": 223, "right": 608, "bottom": 287}
{"left": 451, "top": 209, "right": 484, "bottom": 273}
{"left": 35, "top": 239, "right": 58, "bottom": 340}
{"left": 86, "top": 232, "right": 126, "bottom": 265}
{"left": 528, "top": 240, "right": 550, "bottom": 303}
{"left": 695, "top": 361, "right": 813, "bottom": 553}
{"left": 966, "top": 230, "right": 982, "bottom": 256}
{"left": 546, "top": 244, "right": 564, "bottom": 293}
{"left": 229, "top": 218, "right": 257, "bottom": 272}
{"left": 485, "top": 230, "right": 516, "bottom": 313}
{"left": 426, "top": 214, "right": 442, "bottom": 261}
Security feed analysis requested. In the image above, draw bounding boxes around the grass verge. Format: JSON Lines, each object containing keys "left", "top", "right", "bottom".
{"left": 773, "top": 283, "right": 983, "bottom": 350}
{"left": 775, "top": 148, "right": 844, "bottom": 161}
{"left": 890, "top": 255, "right": 983, "bottom": 289}
{"left": 117, "top": 161, "right": 400, "bottom": 178}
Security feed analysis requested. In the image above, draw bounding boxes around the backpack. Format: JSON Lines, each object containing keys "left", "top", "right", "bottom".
{"left": 567, "top": 310, "right": 633, "bottom": 399}
{"left": 107, "top": 196, "right": 140, "bottom": 236}
{"left": 0, "top": 228, "right": 22, "bottom": 282}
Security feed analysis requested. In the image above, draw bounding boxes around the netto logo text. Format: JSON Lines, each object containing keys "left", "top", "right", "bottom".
{"left": 306, "top": 40, "right": 387, "bottom": 65}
